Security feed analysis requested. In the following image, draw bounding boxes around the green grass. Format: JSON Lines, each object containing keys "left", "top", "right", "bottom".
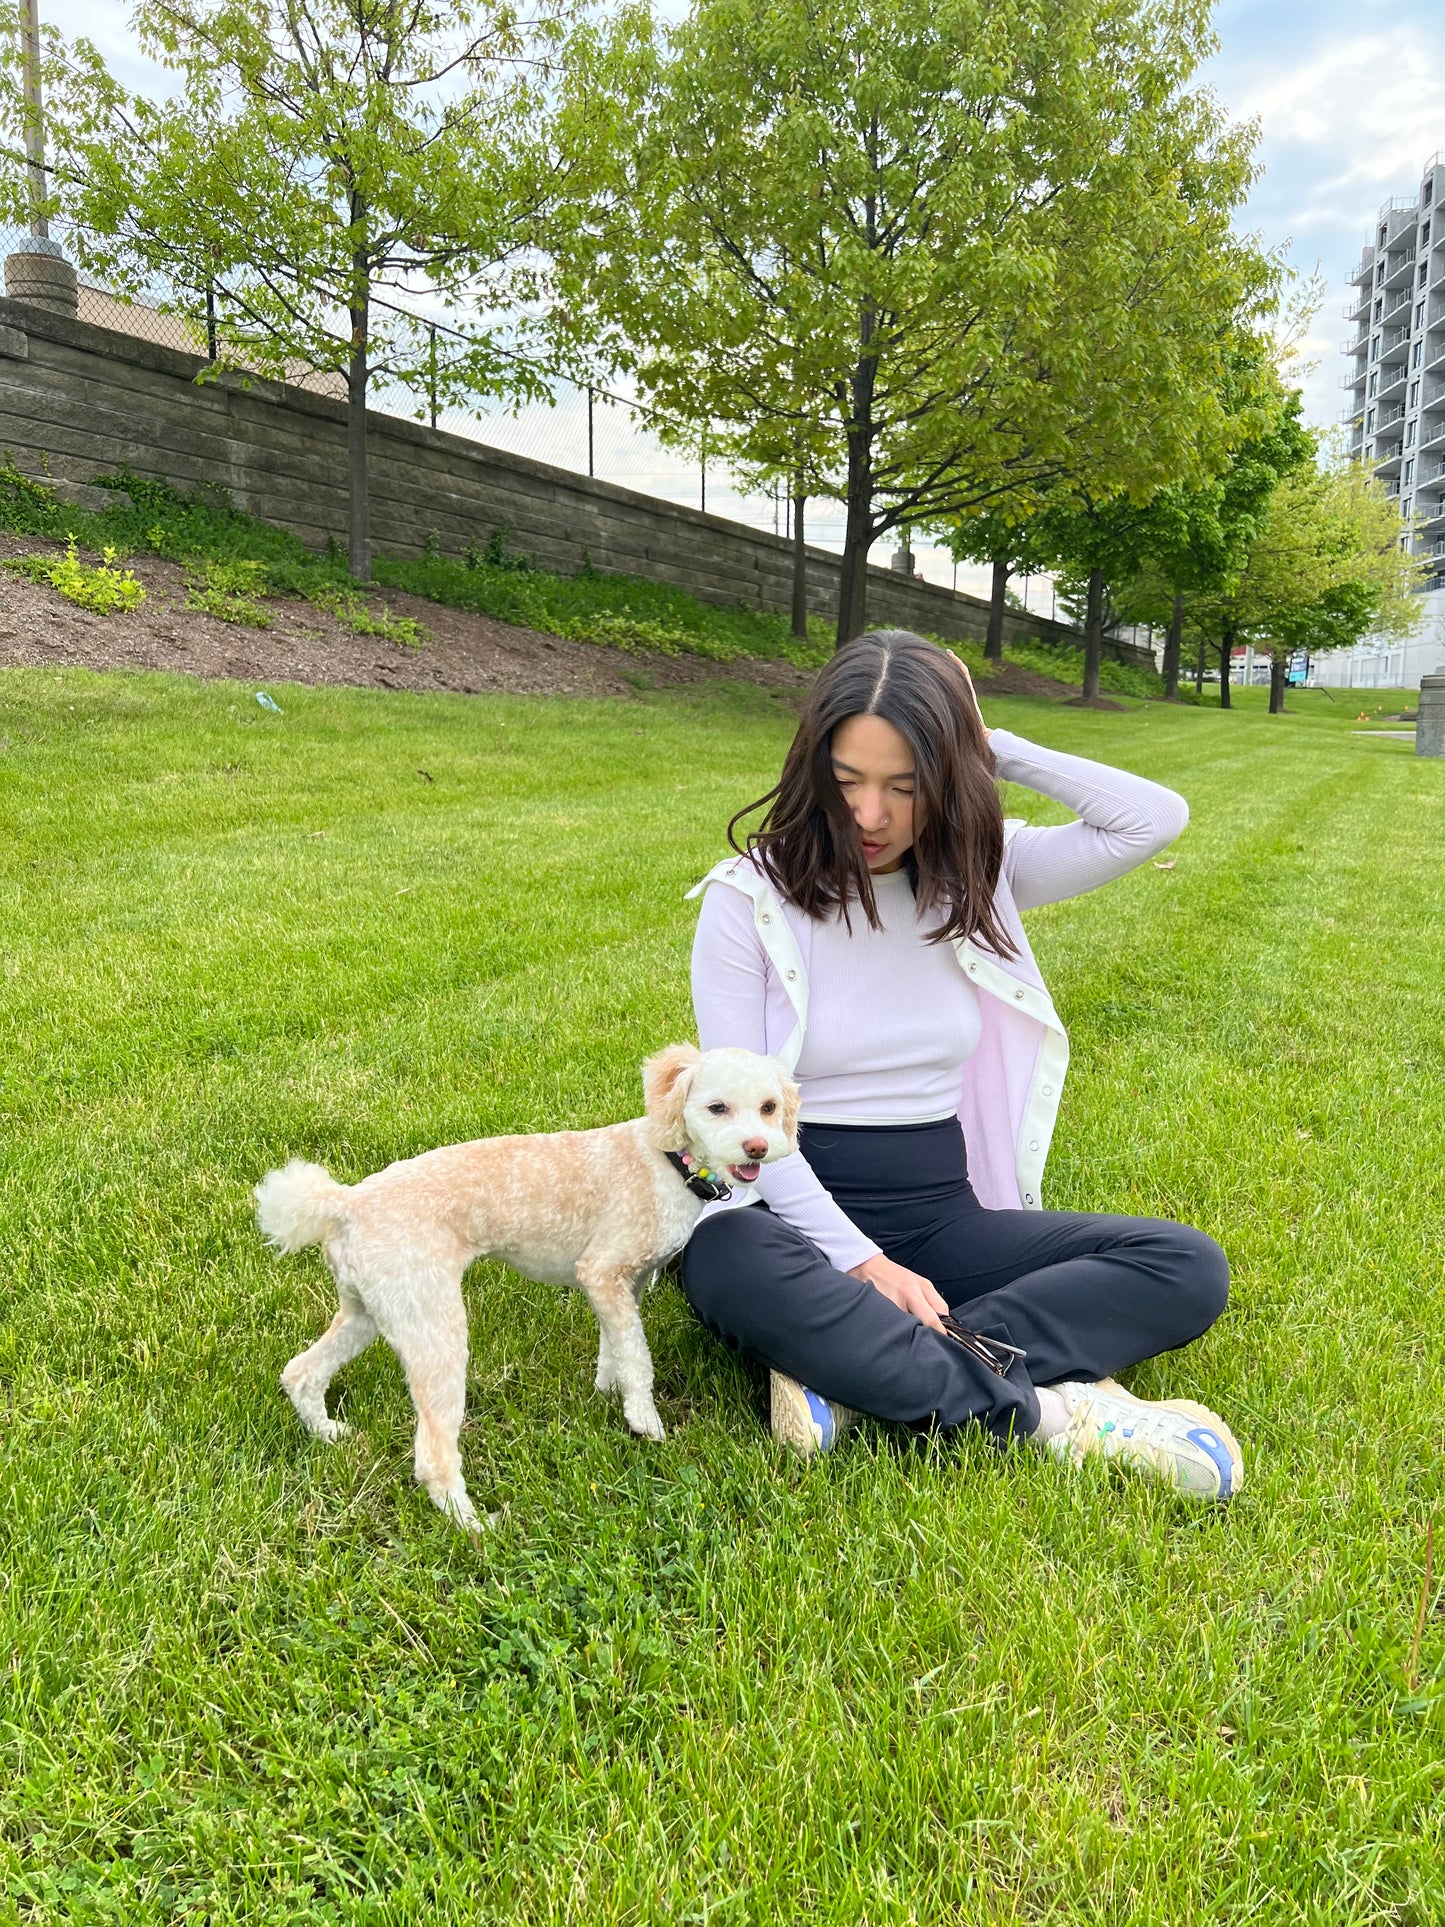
{"left": 3, "top": 673, "right": 1442, "bottom": 1923}
{"left": 0, "top": 461, "right": 1163, "bottom": 691}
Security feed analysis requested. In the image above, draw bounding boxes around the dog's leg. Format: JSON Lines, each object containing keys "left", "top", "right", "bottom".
{"left": 281, "top": 1299, "right": 377, "bottom": 1443}
{"left": 577, "top": 1256, "right": 665, "bottom": 1442}
{"left": 594, "top": 1323, "right": 622, "bottom": 1397}
{"left": 369, "top": 1254, "right": 481, "bottom": 1533}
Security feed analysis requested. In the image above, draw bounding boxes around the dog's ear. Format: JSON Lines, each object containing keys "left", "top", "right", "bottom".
{"left": 642, "top": 1043, "right": 702, "bottom": 1150}
{"left": 765, "top": 1058, "right": 801, "bottom": 1145}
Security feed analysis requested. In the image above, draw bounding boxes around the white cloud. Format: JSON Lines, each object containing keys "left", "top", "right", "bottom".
{"left": 1231, "top": 26, "right": 1445, "bottom": 234}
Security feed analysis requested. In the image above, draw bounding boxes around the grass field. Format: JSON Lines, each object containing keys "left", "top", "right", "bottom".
{"left": 1, "top": 667, "right": 1442, "bottom": 1925}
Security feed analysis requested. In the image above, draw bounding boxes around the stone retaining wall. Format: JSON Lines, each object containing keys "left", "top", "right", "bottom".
{"left": 0, "top": 295, "right": 1153, "bottom": 664}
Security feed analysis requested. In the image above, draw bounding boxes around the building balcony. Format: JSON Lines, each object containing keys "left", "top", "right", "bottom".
{"left": 1421, "top": 377, "right": 1445, "bottom": 410}
{"left": 1375, "top": 448, "right": 1405, "bottom": 476}
{"left": 1419, "top": 418, "right": 1445, "bottom": 454}
{"left": 1344, "top": 292, "right": 1372, "bottom": 322}
{"left": 1340, "top": 370, "right": 1368, "bottom": 391}
{"left": 1378, "top": 325, "right": 1411, "bottom": 363}
{"left": 1384, "top": 250, "right": 1419, "bottom": 290}
{"left": 1381, "top": 291, "right": 1412, "bottom": 327}
{"left": 1340, "top": 333, "right": 1370, "bottom": 357}
{"left": 1349, "top": 251, "right": 1375, "bottom": 286}
{"left": 1378, "top": 366, "right": 1407, "bottom": 402}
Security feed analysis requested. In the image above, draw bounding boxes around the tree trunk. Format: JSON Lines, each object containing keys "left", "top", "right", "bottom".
{"left": 1081, "top": 566, "right": 1105, "bottom": 702}
{"left": 1268, "top": 652, "right": 1288, "bottom": 715}
{"left": 347, "top": 257, "right": 370, "bottom": 582}
{"left": 1162, "top": 591, "right": 1184, "bottom": 701}
{"left": 835, "top": 277, "right": 878, "bottom": 648}
{"left": 1218, "top": 627, "right": 1234, "bottom": 709}
{"left": 791, "top": 489, "right": 808, "bottom": 641}
{"left": 985, "top": 556, "right": 1010, "bottom": 662}
{"left": 1194, "top": 633, "right": 1206, "bottom": 696}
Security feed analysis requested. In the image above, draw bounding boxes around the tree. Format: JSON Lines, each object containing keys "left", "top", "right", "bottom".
{"left": 554, "top": 0, "right": 1271, "bottom": 645}
{"left": 1108, "top": 376, "right": 1316, "bottom": 701}
{"left": 8, "top": 0, "right": 573, "bottom": 579}
{"left": 940, "top": 504, "right": 1056, "bottom": 663}
{"left": 1198, "top": 458, "right": 1421, "bottom": 713}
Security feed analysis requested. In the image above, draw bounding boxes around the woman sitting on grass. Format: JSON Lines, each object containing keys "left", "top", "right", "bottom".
{"left": 683, "top": 627, "right": 1241, "bottom": 1499}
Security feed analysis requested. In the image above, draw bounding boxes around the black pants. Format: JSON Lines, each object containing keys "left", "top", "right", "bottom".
{"left": 681, "top": 1117, "right": 1229, "bottom": 1443}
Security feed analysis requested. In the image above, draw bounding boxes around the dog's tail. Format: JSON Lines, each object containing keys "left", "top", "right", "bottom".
{"left": 254, "top": 1159, "right": 351, "bottom": 1254}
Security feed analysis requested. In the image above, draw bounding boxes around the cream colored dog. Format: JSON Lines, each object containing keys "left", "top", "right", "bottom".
{"left": 255, "top": 1044, "right": 798, "bottom": 1531}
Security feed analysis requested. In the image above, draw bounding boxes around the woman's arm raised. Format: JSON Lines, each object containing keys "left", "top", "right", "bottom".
{"left": 691, "top": 883, "right": 884, "bottom": 1273}
{"left": 989, "top": 729, "right": 1189, "bottom": 913}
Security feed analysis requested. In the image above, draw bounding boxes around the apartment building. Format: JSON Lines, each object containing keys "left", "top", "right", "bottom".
{"left": 1330, "top": 151, "right": 1445, "bottom": 688}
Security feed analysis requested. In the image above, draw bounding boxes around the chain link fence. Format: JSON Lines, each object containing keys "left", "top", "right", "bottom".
{"left": 0, "top": 219, "right": 1017, "bottom": 598}
{"left": 0, "top": 222, "right": 806, "bottom": 539}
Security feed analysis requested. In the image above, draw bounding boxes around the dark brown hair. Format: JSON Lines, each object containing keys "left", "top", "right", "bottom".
{"left": 729, "top": 629, "right": 1016, "bottom": 956}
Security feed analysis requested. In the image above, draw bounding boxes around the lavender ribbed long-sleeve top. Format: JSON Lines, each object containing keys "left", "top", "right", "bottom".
{"left": 690, "top": 728, "right": 1188, "bottom": 1270}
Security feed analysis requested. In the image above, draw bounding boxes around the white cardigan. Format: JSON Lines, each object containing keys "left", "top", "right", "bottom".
{"left": 686, "top": 728, "right": 1188, "bottom": 1269}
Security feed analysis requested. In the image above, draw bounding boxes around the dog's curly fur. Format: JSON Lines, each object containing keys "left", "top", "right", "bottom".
{"left": 256, "top": 1045, "right": 799, "bottom": 1531}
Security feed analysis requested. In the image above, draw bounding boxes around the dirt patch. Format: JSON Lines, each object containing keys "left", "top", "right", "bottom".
{"left": 0, "top": 537, "right": 1085, "bottom": 705}
{"left": 0, "top": 540, "right": 813, "bottom": 701}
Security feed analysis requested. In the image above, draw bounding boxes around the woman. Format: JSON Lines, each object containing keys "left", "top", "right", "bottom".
{"left": 683, "top": 629, "right": 1240, "bottom": 1500}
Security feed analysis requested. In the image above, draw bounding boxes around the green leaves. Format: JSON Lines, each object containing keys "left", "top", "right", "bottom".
{"left": 553, "top": 0, "right": 1274, "bottom": 639}
{"left": 17, "top": 0, "right": 574, "bottom": 395}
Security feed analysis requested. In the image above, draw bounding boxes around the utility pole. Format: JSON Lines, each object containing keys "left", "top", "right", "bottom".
{"left": 4, "top": 0, "right": 79, "bottom": 315}
{"left": 19, "top": 0, "right": 48, "bottom": 240}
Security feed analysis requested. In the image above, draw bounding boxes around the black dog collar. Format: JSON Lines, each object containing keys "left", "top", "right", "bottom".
{"left": 666, "top": 1151, "right": 733, "bottom": 1203}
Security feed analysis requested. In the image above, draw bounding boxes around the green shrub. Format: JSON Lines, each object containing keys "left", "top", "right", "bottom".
{"left": 4, "top": 536, "right": 146, "bottom": 615}
{"left": 185, "top": 557, "right": 273, "bottom": 628}
{"left": 300, "top": 581, "right": 429, "bottom": 648}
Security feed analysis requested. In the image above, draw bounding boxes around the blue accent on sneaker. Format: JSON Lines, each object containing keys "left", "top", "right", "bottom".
{"left": 1187, "top": 1426, "right": 1235, "bottom": 1499}
{"left": 803, "top": 1387, "right": 836, "bottom": 1450}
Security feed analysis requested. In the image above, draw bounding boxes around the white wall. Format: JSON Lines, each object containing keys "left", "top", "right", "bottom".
{"left": 1309, "top": 586, "right": 1445, "bottom": 689}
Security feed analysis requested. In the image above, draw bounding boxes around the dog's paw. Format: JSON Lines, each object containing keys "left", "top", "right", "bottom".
{"left": 435, "top": 1486, "right": 484, "bottom": 1534}
{"left": 624, "top": 1401, "right": 667, "bottom": 1443}
{"left": 314, "top": 1417, "right": 350, "bottom": 1444}
{"left": 594, "top": 1363, "right": 623, "bottom": 1396}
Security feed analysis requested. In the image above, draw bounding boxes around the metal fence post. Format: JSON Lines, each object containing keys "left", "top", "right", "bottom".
{"left": 205, "top": 280, "right": 217, "bottom": 361}
{"left": 427, "top": 323, "right": 438, "bottom": 430}
{"left": 1417, "top": 671, "right": 1445, "bottom": 756}
{"left": 587, "top": 386, "right": 594, "bottom": 477}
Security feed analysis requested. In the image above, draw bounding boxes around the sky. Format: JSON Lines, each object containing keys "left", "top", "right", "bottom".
{"left": 43, "top": 0, "right": 1445, "bottom": 597}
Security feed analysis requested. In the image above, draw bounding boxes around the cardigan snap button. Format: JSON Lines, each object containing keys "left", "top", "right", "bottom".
{"left": 1024, "top": 1193, "right": 1034, "bottom": 1204}
{"left": 786, "top": 968, "right": 797, "bottom": 980}
{"left": 761, "top": 912, "right": 771, "bottom": 923}
{"left": 1029, "top": 1140, "right": 1039, "bottom": 1152}
{"left": 1014, "top": 988, "right": 1025, "bottom": 1001}
{"left": 1042, "top": 1085, "right": 1053, "bottom": 1097}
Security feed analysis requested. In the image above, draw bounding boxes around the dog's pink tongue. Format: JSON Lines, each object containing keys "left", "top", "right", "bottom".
{"left": 731, "top": 1161, "right": 762, "bottom": 1184}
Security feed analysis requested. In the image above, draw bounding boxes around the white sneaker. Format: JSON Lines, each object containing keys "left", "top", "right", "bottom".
{"left": 769, "top": 1370, "right": 859, "bottom": 1458}
{"left": 1093, "top": 1377, "right": 1243, "bottom": 1466}
{"left": 1047, "top": 1380, "right": 1243, "bottom": 1501}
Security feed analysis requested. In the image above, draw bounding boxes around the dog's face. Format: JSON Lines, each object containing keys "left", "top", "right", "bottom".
{"left": 642, "top": 1044, "right": 800, "bottom": 1184}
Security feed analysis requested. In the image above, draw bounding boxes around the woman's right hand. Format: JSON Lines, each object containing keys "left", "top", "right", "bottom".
{"left": 849, "top": 1253, "right": 948, "bottom": 1332}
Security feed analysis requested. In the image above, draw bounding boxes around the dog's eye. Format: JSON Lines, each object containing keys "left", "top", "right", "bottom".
{"left": 707, "top": 1101, "right": 729, "bottom": 1116}
{"left": 761, "top": 1100, "right": 777, "bottom": 1116}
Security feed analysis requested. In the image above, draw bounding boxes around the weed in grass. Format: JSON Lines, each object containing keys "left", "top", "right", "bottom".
{"left": 3, "top": 535, "right": 146, "bottom": 613}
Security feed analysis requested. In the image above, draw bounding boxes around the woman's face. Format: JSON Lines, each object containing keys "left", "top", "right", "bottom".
{"left": 829, "top": 713, "right": 917, "bottom": 873}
